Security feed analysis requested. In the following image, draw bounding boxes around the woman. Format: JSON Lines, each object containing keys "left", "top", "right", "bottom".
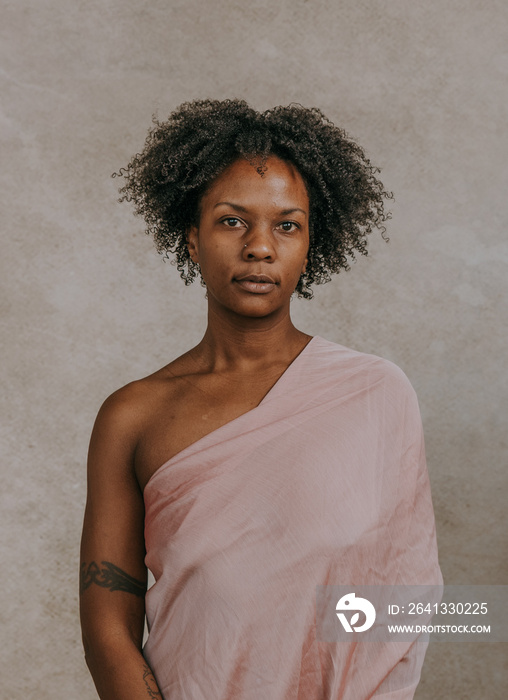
{"left": 80, "top": 99, "right": 441, "bottom": 699}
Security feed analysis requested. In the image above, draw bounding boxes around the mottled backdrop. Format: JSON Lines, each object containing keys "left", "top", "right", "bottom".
{"left": 1, "top": 0, "right": 507, "bottom": 698}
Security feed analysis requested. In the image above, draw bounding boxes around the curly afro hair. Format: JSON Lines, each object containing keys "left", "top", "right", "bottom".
{"left": 115, "top": 99, "right": 391, "bottom": 298}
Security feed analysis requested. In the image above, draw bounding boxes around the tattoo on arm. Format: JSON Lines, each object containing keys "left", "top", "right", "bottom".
{"left": 142, "top": 663, "right": 162, "bottom": 698}
{"left": 80, "top": 561, "right": 146, "bottom": 597}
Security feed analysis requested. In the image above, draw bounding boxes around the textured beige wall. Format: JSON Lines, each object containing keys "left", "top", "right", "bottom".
{"left": 2, "top": 0, "right": 507, "bottom": 697}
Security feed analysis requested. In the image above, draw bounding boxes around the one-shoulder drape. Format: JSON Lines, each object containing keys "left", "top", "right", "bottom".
{"left": 143, "top": 336, "right": 442, "bottom": 699}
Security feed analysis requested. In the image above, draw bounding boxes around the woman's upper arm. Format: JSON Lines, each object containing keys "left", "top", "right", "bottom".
{"left": 80, "top": 386, "right": 147, "bottom": 654}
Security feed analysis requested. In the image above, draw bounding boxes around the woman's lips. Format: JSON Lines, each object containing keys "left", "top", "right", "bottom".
{"left": 234, "top": 274, "right": 277, "bottom": 294}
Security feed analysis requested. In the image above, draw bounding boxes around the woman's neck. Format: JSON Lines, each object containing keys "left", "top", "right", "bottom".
{"left": 193, "top": 308, "right": 311, "bottom": 373}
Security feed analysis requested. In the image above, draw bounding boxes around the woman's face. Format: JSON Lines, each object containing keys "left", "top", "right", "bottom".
{"left": 187, "top": 155, "right": 310, "bottom": 321}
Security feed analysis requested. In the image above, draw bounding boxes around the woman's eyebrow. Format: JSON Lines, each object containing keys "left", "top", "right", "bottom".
{"left": 213, "top": 202, "right": 307, "bottom": 217}
{"left": 213, "top": 201, "right": 248, "bottom": 212}
{"left": 279, "top": 208, "right": 307, "bottom": 217}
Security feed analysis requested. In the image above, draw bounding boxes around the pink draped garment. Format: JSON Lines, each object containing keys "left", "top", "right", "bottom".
{"left": 143, "top": 336, "right": 442, "bottom": 699}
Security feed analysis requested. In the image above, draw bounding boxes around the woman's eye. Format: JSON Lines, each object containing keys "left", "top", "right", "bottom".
{"left": 222, "top": 217, "right": 241, "bottom": 227}
{"left": 280, "top": 221, "right": 298, "bottom": 232}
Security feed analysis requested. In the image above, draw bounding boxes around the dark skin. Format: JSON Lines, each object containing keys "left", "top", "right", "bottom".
{"left": 80, "top": 156, "right": 312, "bottom": 699}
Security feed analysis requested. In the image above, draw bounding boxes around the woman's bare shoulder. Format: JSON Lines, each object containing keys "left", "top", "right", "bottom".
{"left": 94, "top": 351, "right": 197, "bottom": 432}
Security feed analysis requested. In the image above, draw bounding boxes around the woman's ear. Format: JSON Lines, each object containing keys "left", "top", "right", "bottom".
{"left": 187, "top": 226, "right": 199, "bottom": 264}
{"left": 301, "top": 256, "right": 308, "bottom": 275}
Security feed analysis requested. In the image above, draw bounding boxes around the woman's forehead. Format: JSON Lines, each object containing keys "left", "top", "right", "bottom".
{"left": 201, "top": 155, "right": 309, "bottom": 211}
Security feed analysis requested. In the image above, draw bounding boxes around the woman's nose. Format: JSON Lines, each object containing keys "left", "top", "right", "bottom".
{"left": 242, "top": 226, "right": 275, "bottom": 260}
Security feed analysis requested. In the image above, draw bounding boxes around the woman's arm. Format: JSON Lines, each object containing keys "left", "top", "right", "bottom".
{"left": 80, "top": 387, "right": 163, "bottom": 699}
